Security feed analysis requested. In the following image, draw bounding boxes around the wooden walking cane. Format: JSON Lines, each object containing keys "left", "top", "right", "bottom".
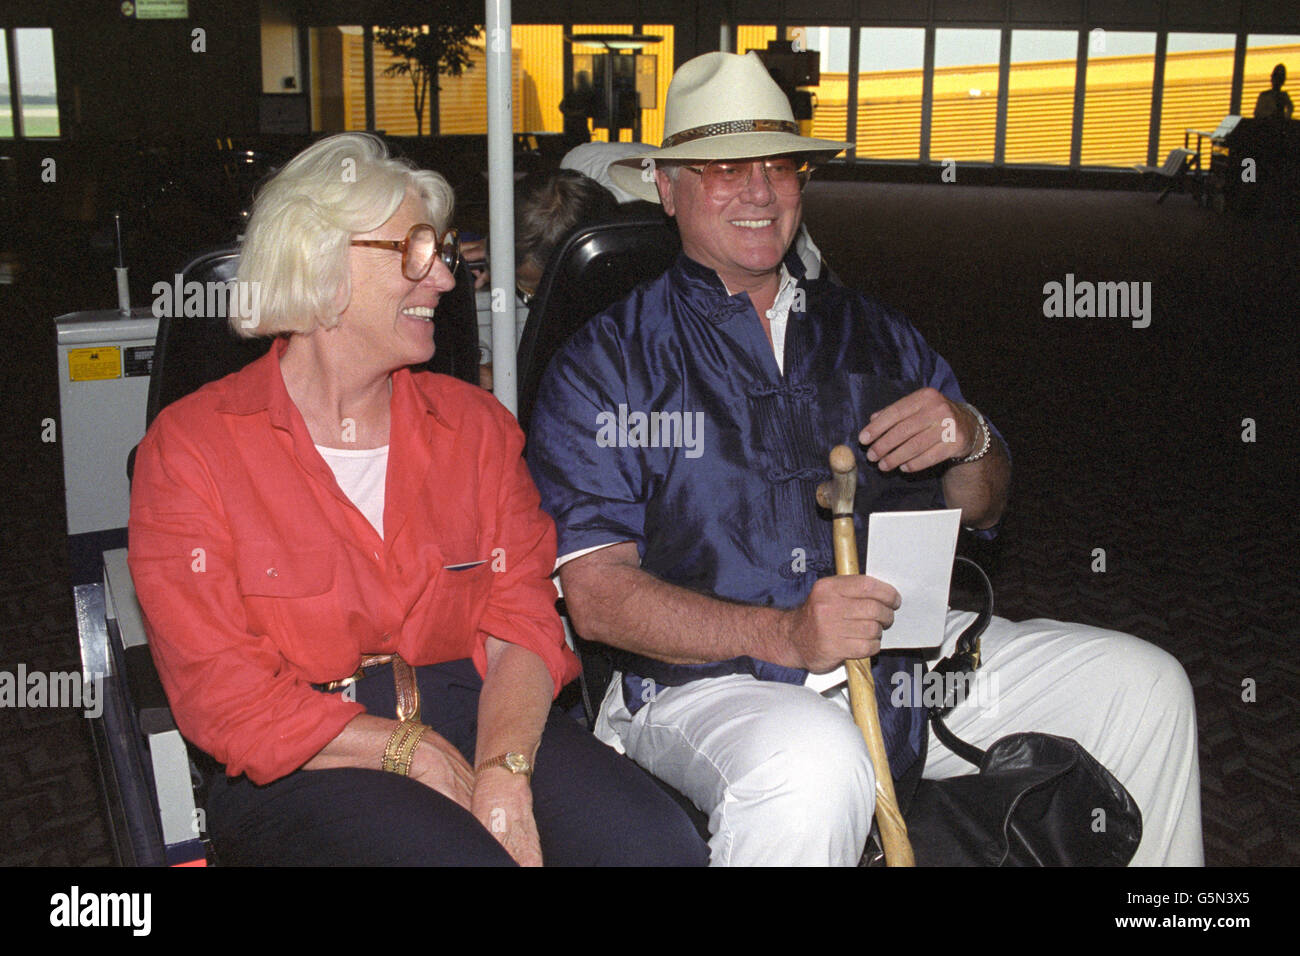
{"left": 816, "top": 444, "right": 916, "bottom": 867}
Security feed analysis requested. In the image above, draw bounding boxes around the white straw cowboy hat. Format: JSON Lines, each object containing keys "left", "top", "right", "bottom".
{"left": 609, "top": 51, "right": 852, "bottom": 204}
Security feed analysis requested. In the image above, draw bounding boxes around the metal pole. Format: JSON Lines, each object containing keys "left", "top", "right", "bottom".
{"left": 363, "top": 25, "right": 376, "bottom": 132}
{"left": 1147, "top": 32, "right": 1168, "bottom": 169}
{"left": 486, "top": 0, "right": 517, "bottom": 415}
{"left": 603, "top": 53, "right": 616, "bottom": 140}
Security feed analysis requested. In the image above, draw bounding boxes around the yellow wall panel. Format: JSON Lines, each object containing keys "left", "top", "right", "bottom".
{"left": 737, "top": 26, "right": 778, "bottom": 56}
{"left": 515, "top": 24, "right": 564, "bottom": 133}
{"left": 858, "top": 67, "right": 925, "bottom": 159}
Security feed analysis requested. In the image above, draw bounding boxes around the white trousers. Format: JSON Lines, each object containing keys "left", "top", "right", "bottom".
{"left": 594, "top": 611, "right": 1204, "bottom": 867}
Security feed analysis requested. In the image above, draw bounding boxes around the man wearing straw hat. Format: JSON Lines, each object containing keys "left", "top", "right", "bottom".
{"left": 528, "top": 51, "right": 1202, "bottom": 866}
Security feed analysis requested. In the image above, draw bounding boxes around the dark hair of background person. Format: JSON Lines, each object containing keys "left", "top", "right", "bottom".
{"left": 515, "top": 169, "right": 620, "bottom": 275}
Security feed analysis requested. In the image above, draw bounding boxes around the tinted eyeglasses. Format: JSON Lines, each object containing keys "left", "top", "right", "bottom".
{"left": 678, "top": 157, "right": 813, "bottom": 201}
{"left": 350, "top": 224, "right": 460, "bottom": 281}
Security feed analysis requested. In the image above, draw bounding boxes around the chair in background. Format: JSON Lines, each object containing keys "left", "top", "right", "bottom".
{"left": 1134, "top": 148, "right": 1199, "bottom": 204}
{"left": 1185, "top": 116, "right": 1242, "bottom": 212}
{"left": 511, "top": 215, "right": 713, "bottom": 834}
{"left": 515, "top": 215, "right": 680, "bottom": 434}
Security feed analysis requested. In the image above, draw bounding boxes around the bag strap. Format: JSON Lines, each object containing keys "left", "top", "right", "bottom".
{"left": 930, "top": 708, "right": 986, "bottom": 767}
{"left": 937, "top": 556, "right": 993, "bottom": 681}
{"left": 926, "top": 556, "right": 996, "bottom": 768}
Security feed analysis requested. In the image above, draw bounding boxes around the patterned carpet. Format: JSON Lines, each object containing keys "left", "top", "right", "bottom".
{"left": 805, "top": 182, "right": 1299, "bottom": 866}
{"left": 1, "top": 180, "right": 1295, "bottom": 865}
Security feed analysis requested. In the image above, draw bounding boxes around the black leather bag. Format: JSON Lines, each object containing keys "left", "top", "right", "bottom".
{"left": 870, "top": 558, "right": 1143, "bottom": 867}
{"left": 906, "top": 720, "right": 1143, "bottom": 866}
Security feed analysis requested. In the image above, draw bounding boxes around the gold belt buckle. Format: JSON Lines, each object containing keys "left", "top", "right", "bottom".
{"left": 321, "top": 653, "right": 419, "bottom": 723}
{"left": 321, "top": 654, "right": 397, "bottom": 692}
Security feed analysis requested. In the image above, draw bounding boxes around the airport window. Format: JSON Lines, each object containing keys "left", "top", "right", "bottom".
{"left": 301, "top": 20, "right": 1299, "bottom": 170}
{"left": 369, "top": 26, "right": 432, "bottom": 135}
{"left": 1004, "top": 30, "right": 1078, "bottom": 165}
{"left": 318, "top": 23, "right": 669, "bottom": 140}
{"left": 1156, "top": 34, "right": 1235, "bottom": 160}
{"left": 1244, "top": 34, "right": 1300, "bottom": 118}
{"left": 0, "top": 31, "right": 10, "bottom": 138}
{"left": 437, "top": 29, "right": 525, "bottom": 136}
{"left": 931, "top": 28, "right": 1001, "bottom": 162}
{"left": 1079, "top": 30, "right": 1156, "bottom": 167}
{"left": 784, "top": 26, "right": 852, "bottom": 143}
{"left": 637, "top": 26, "right": 674, "bottom": 146}
{"left": 552, "top": 25, "right": 673, "bottom": 144}
{"left": 3, "top": 27, "right": 60, "bottom": 138}
{"left": 261, "top": 9, "right": 301, "bottom": 95}
{"left": 572, "top": 25, "right": 636, "bottom": 143}
{"left": 856, "top": 27, "right": 926, "bottom": 160}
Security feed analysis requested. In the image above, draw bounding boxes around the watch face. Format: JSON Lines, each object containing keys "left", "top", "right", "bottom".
{"left": 504, "top": 753, "right": 530, "bottom": 773}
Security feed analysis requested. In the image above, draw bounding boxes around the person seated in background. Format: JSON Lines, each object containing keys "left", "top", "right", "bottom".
{"left": 513, "top": 168, "right": 620, "bottom": 303}
{"left": 127, "top": 132, "right": 708, "bottom": 867}
{"left": 1254, "top": 63, "right": 1294, "bottom": 120}
{"left": 561, "top": 141, "right": 658, "bottom": 204}
{"left": 472, "top": 169, "right": 619, "bottom": 391}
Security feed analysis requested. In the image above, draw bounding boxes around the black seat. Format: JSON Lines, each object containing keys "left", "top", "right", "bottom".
{"left": 146, "top": 246, "right": 482, "bottom": 430}
{"left": 511, "top": 216, "right": 714, "bottom": 836}
{"left": 515, "top": 215, "right": 682, "bottom": 714}
{"left": 515, "top": 216, "right": 680, "bottom": 434}
{"left": 145, "top": 248, "right": 266, "bottom": 427}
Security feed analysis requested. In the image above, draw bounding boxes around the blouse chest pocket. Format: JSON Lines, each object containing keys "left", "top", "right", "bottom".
{"left": 439, "top": 537, "right": 492, "bottom": 580}
{"left": 236, "top": 545, "right": 335, "bottom": 598}
{"left": 235, "top": 545, "right": 343, "bottom": 670}
{"left": 432, "top": 539, "right": 494, "bottom": 633}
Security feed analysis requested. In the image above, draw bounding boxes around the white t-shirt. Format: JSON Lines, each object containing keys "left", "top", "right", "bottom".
{"left": 316, "top": 444, "right": 389, "bottom": 539}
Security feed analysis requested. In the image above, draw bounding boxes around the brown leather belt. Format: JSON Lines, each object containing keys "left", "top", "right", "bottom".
{"left": 319, "top": 653, "right": 421, "bottom": 724}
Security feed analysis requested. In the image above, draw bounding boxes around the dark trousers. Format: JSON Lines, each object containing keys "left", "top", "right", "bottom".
{"left": 205, "top": 659, "right": 709, "bottom": 866}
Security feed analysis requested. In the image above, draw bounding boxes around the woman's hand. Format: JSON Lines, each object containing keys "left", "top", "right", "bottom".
{"left": 408, "top": 728, "right": 477, "bottom": 811}
{"left": 472, "top": 770, "right": 543, "bottom": 866}
{"left": 472, "top": 637, "right": 553, "bottom": 866}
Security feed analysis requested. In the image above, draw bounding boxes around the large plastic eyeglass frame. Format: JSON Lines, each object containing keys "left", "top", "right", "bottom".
{"left": 677, "top": 158, "right": 813, "bottom": 200}
{"left": 350, "top": 224, "right": 460, "bottom": 281}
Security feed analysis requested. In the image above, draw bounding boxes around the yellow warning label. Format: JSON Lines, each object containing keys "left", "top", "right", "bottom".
{"left": 68, "top": 346, "right": 123, "bottom": 382}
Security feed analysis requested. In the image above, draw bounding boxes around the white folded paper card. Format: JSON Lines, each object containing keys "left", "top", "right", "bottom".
{"left": 803, "top": 508, "right": 963, "bottom": 693}
{"left": 866, "top": 508, "right": 962, "bottom": 650}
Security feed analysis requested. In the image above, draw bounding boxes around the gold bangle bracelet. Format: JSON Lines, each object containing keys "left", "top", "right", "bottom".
{"left": 381, "top": 720, "right": 427, "bottom": 776}
{"left": 392, "top": 724, "right": 426, "bottom": 776}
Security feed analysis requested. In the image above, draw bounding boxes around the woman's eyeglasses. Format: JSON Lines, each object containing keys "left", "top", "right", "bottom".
{"left": 350, "top": 224, "right": 460, "bottom": 281}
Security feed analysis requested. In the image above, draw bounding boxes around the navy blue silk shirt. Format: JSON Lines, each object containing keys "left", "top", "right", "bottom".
{"left": 528, "top": 251, "right": 1004, "bottom": 778}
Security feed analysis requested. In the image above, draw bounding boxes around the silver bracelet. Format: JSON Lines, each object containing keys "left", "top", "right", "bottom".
{"left": 953, "top": 403, "right": 991, "bottom": 464}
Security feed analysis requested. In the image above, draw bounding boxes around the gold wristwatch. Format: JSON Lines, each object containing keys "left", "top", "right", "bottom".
{"left": 476, "top": 752, "right": 533, "bottom": 777}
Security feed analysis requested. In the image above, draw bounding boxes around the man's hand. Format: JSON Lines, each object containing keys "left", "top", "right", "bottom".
{"left": 461, "top": 238, "right": 490, "bottom": 289}
{"left": 784, "top": 574, "right": 900, "bottom": 673}
{"left": 858, "top": 387, "right": 977, "bottom": 473}
{"left": 409, "top": 728, "right": 476, "bottom": 811}
{"left": 472, "top": 770, "right": 543, "bottom": 867}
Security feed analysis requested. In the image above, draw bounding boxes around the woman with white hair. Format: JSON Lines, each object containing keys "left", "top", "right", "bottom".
{"left": 127, "top": 133, "right": 707, "bottom": 866}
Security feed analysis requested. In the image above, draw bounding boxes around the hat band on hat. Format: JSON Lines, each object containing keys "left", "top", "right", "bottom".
{"left": 661, "top": 118, "right": 800, "bottom": 149}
